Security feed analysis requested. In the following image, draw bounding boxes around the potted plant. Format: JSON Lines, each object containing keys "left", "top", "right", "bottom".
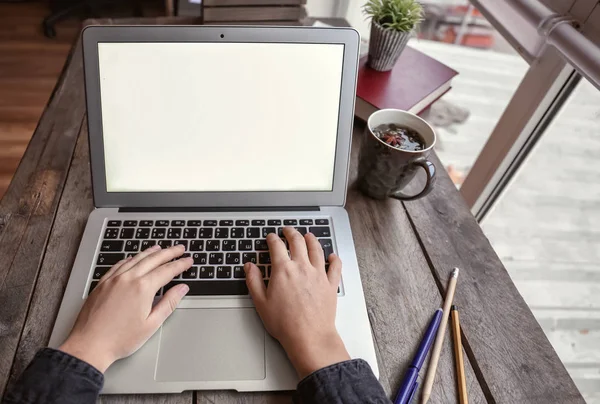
{"left": 363, "top": 0, "right": 424, "bottom": 71}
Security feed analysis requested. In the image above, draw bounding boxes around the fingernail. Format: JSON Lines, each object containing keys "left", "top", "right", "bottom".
{"left": 178, "top": 284, "right": 189, "bottom": 296}
{"left": 151, "top": 245, "right": 161, "bottom": 251}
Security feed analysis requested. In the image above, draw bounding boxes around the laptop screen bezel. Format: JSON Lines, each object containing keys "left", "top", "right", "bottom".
{"left": 83, "top": 25, "right": 359, "bottom": 208}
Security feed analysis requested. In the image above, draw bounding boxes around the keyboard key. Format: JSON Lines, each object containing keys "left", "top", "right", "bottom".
{"left": 174, "top": 240, "right": 188, "bottom": 250}
{"left": 140, "top": 220, "right": 153, "bottom": 226}
{"left": 199, "top": 228, "right": 213, "bottom": 238}
{"left": 219, "top": 220, "right": 233, "bottom": 226}
{"left": 89, "top": 281, "right": 99, "bottom": 294}
{"left": 120, "top": 228, "right": 134, "bottom": 239}
{"left": 156, "top": 220, "right": 169, "bottom": 227}
{"left": 277, "top": 227, "right": 284, "bottom": 237}
{"left": 284, "top": 219, "right": 297, "bottom": 225}
{"left": 124, "top": 240, "right": 140, "bottom": 252}
{"left": 93, "top": 266, "right": 111, "bottom": 279}
{"left": 258, "top": 265, "right": 267, "bottom": 278}
{"left": 222, "top": 240, "right": 236, "bottom": 251}
{"left": 309, "top": 227, "right": 331, "bottom": 237}
{"left": 141, "top": 240, "right": 156, "bottom": 250}
{"left": 233, "top": 266, "right": 245, "bottom": 278}
{"left": 231, "top": 228, "right": 244, "bottom": 238}
{"left": 251, "top": 220, "right": 265, "bottom": 226}
{"left": 167, "top": 228, "right": 181, "bottom": 239}
{"left": 180, "top": 253, "right": 191, "bottom": 259}
{"left": 187, "top": 220, "right": 202, "bottom": 226}
{"left": 215, "top": 228, "right": 229, "bottom": 238}
{"left": 171, "top": 220, "right": 185, "bottom": 226}
{"left": 294, "top": 226, "right": 308, "bottom": 236}
{"left": 158, "top": 240, "right": 172, "bottom": 249}
{"left": 259, "top": 252, "right": 271, "bottom": 265}
{"left": 267, "top": 219, "right": 281, "bottom": 226}
{"left": 254, "top": 239, "right": 268, "bottom": 250}
{"left": 104, "top": 228, "right": 119, "bottom": 239}
{"left": 193, "top": 253, "right": 207, "bottom": 265}
{"left": 262, "top": 227, "right": 276, "bottom": 237}
{"left": 239, "top": 240, "right": 253, "bottom": 251}
{"left": 315, "top": 219, "right": 329, "bottom": 225}
{"left": 123, "top": 220, "right": 137, "bottom": 227}
{"left": 165, "top": 280, "right": 248, "bottom": 295}
{"left": 190, "top": 240, "right": 205, "bottom": 251}
{"left": 183, "top": 228, "right": 197, "bottom": 239}
{"left": 182, "top": 267, "right": 198, "bottom": 279}
{"left": 152, "top": 228, "right": 166, "bottom": 238}
{"left": 217, "top": 266, "right": 232, "bottom": 278}
{"left": 206, "top": 240, "right": 220, "bottom": 251}
{"left": 107, "top": 220, "right": 121, "bottom": 227}
{"left": 235, "top": 220, "right": 249, "bottom": 226}
{"left": 199, "top": 266, "right": 215, "bottom": 278}
{"left": 247, "top": 227, "right": 260, "bottom": 238}
{"left": 242, "top": 252, "right": 257, "bottom": 264}
{"left": 97, "top": 253, "right": 124, "bottom": 265}
{"left": 126, "top": 253, "right": 137, "bottom": 258}
{"left": 204, "top": 220, "right": 217, "bottom": 226}
{"left": 135, "top": 228, "right": 150, "bottom": 239}
{"left": 101, "top": 240, "right": 123, "bottom": 252}
{"left": 299, "top": 219, "right": 313, "bottom": 225}
{"left": 226, "top": 252, "right": 241, "bottom": 264}
{"left": 319, "top": 239, "right": 334, "bottom": 261}
{"left": 209, "top": 253, "right": 224, "bottom": 264}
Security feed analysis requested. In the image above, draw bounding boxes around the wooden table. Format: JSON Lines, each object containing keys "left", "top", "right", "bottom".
{"left": 0, "top": 18, "right": 585, "bottom": 404}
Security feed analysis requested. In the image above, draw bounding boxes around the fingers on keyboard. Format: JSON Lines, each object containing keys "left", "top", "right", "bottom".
{"left": 92, "top": 218, "right": 334, "bottom": 295}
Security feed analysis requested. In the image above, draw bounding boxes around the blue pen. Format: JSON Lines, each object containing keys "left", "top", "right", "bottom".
{"left": 394, "top": 309, "right": 443, "bottom": 404}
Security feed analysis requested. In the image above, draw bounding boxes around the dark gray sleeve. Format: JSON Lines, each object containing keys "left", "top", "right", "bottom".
{"left": 293, "top": 359, "right": 391, "bottom": 404}
{"left": 2, "top": 348, "right": 103, "bottom": 404}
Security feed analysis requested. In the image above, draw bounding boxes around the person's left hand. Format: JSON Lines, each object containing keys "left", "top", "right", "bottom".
{"left": 59, "top": 244, "right": 191, "bottom": 372}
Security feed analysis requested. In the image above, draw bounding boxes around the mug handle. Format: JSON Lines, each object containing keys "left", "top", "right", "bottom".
{"left": 390, "top": 158, "right": 436, "bottom": 201}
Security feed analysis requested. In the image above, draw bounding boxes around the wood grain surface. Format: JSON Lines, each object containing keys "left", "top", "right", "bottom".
{"left": 346, "top": 128, "right": 486, "bottom": 404}
{"left": 0, "top": 33, "right": 86, "bottom": 398}
{"left": 0, "top": 2, "right": 79, "bottom": 200}
{"left": 401, "top": 151, "right": 585, "bottom": 403}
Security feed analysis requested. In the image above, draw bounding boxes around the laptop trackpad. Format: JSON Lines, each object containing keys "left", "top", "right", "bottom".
{"left": 155, "top": 308, "right": 266, "bottom": 382}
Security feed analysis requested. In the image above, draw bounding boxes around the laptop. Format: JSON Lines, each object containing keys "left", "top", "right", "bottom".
{"left": 49, "top": 25, "right": 377, "bottom": 394}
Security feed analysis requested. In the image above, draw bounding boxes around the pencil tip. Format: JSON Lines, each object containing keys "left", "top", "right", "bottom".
{"left": 451, "top": 305, "right": 457, "bottom": 311}
{"left": 452, "top": 267, "right": 460, "bottom": 278}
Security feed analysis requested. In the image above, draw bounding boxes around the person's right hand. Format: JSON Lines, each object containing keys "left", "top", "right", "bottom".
{"left": 244, "top": 227, "right": 350, "bottom": 379}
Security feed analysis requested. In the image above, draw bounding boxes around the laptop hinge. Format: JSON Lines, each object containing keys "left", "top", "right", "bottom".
{"left": 118, "top": 206, "right": 321, "bottom": 213}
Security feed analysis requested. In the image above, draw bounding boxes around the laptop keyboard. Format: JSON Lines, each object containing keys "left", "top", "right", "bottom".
{"left": 89, "top": 218, "right": 334, "bottom": 296}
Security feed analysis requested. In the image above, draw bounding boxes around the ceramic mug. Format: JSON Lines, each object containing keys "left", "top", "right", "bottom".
{"left": 357, "top": 109, "right": 437, "bottom": 201}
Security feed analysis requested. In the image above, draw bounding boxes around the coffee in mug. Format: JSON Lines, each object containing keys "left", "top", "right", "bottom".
{"left": 357, "top": 109, "right": 437, "bottom": 201}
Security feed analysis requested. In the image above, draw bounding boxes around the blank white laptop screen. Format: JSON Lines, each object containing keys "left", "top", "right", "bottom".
{"left": 97, "top": 42, "right": 345, "bottom": 193}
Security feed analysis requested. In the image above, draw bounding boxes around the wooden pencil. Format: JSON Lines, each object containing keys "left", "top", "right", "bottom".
{"left": 451, "top": 305, "right": 468, "bottom": 404}
{"left": 421, "top": 267, "right": 459, "bottom": 404}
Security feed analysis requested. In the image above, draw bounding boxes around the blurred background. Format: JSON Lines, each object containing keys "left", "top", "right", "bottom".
{"left": 1, "top": 0, "right": 599, "bottom": 401}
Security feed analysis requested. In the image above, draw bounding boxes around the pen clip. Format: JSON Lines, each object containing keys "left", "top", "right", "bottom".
{"left": 407, "top": 380, "right": 419, "bottom": 404}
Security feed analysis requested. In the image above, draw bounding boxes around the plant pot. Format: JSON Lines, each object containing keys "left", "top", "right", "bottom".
{"left": 367, "top": 21, "right": 411, "bottom": 71}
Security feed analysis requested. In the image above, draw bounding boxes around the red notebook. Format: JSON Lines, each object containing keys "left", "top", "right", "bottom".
{"left": 355, "top": 46, "right": 458, "bottom": 120}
